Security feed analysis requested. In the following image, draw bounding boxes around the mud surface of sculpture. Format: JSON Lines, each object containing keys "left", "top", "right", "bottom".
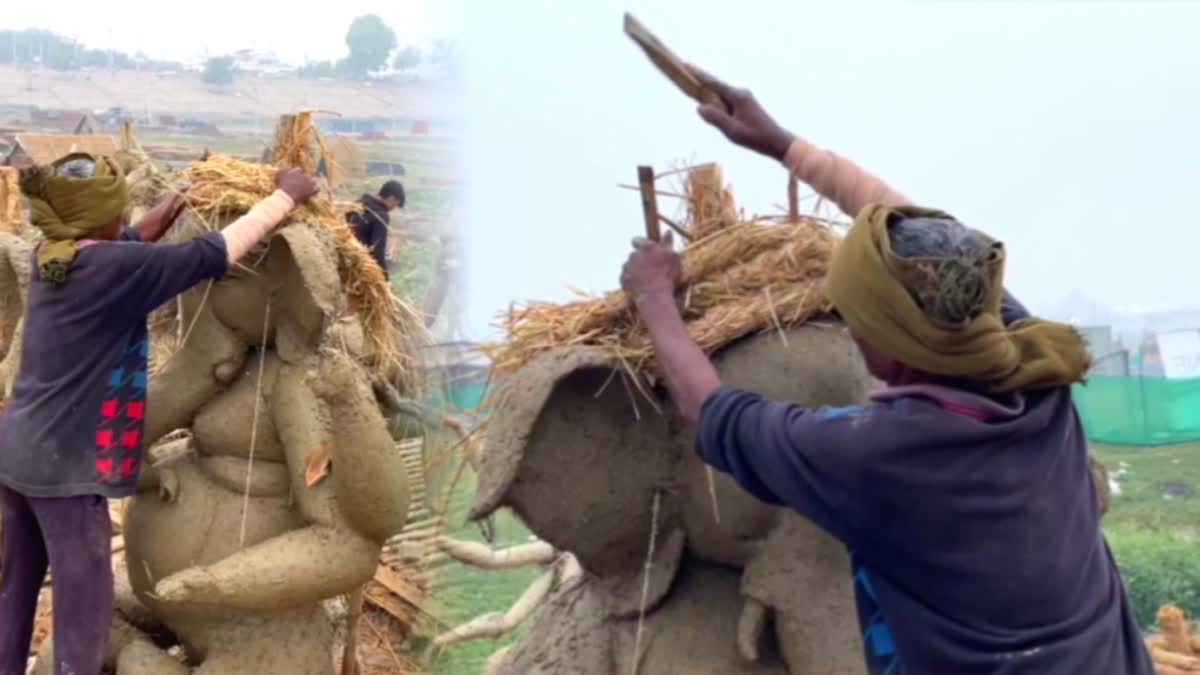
{"left": 21, "top": 207, "right": 415, "bottom": 674}
{"left": 0, "top": 231, "right": 32, "bottom": 400}
{"left": 471, "top": 323, "right": 874, "bottom": 675}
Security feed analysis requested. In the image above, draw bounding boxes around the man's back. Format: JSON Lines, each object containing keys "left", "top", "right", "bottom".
{"left": 0, "top": 232, "right": 226, "bottom": 498}
{"left": 696, "top": 381, "right": 1153, "bottom": 674}
{"left": 348, "top": 192, "right": 390, "bottom": 277}
{"left": 849, "top": 387, "right": 1151, "bottom": 674}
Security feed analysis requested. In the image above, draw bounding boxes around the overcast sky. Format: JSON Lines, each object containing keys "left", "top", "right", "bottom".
{"left": 2, "top": 1, "right": 456, "bottom": 64}
{"left": 456, "top": 0, "right": 1200, "bottom": 340}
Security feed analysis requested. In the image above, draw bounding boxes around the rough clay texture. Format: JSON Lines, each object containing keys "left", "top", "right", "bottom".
{"left": 0, "top": 232, "right": 32, "bottom": 399}
{"left": 473, "top": 323, "right": 873, "bottom": 675}
{"left": 20, "top": 217, "right": 412, "bottom": 675}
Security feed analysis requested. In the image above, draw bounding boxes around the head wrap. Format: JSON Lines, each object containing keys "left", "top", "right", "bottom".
{"left": 18, "top": 152, "right": 130, "bottom": 285}
{"left": 824, "top": 204, "right": 1090, "bottom": 393}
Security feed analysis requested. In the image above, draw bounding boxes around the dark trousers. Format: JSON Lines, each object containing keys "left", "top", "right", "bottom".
{"left": 0, "top": 485, "right": 112, "bottom": 675}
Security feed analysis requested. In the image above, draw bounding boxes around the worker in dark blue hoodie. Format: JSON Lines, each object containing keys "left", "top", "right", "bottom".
{"left": 619, "top": 69, "right": 1154, "bottom": 675}
{"left": 347, "top": 179, "right": 404, "bottom": 278}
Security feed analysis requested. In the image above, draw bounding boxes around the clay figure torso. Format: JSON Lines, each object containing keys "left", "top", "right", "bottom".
{"left": 116, "top": 221, "right": 410, "bottom": 675}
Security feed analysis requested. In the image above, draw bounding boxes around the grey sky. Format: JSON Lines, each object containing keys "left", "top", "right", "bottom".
{"left": 3, "top": 1, "right": 454, "bottom": 64}
{"left": 458, "top": 0, "right": 1200, "bottom": 340}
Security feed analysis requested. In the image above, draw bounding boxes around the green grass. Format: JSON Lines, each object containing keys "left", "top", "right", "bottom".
{"left": 427, "top": 470, "right": 537, "bottom": 675}
{"left": 1093, "top": 442, "right": 1200, "bottom": 534}
{"left": 1094, "top": 442, "right": 1200, "bottom": 629}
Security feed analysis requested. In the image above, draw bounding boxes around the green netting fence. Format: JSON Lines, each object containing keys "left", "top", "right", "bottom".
{"left": 1073, "top": 375, "right": 1200, "bottom": 446}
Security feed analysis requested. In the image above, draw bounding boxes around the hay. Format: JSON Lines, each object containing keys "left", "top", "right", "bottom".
{"left": 171, "top": 153, "right": 426, "bottom": 393}
{"left": 483, "top": 164, "right": 842, "bottom": 376}
{"left": 0, "top": 167, "right": 22, "bottom": 234}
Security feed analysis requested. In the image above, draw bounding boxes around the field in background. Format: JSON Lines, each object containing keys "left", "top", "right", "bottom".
{"left": 427, "top": 442, "right": 1200, "bottom": 674}
{"left": 428, "top": 469, "right": 538, "bottom": 675}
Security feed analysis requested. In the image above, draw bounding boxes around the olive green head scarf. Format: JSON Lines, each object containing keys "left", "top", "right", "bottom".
{"left": 824, "top": 204, "right": 1090, "bottom": 393}
{"left": 18, "top": 152, "right": 130, "bottom": 285}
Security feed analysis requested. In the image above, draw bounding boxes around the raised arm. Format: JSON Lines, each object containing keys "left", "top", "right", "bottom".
{"left": 130, "top": 194, "right": 188, "bottom": 243}
{"left": 117, "top": 169, "right": 318, "bottom": 317}
{"left": 782, "top": 138, "right": 908, "bottom": 217}
{"left": 690, "top": 66, "right": 909, "bottom": 217}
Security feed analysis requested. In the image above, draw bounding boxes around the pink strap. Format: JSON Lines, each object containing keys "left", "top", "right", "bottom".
{"left": 871, "top": 384, "right": 1025, "bottom": 422}
{"left": 783, "top": 137, "right": 910, "bottom": 218}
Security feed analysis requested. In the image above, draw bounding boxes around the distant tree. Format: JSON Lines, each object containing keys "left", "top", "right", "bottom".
{"left": 203, "top": 56, "right": 236, "bottom": 87}
{"left": 345, "top": 14, "right": 396, "bottom": 78}
{"left": 430, "top": 38, "right": 460, "bottom": 80}
{"left": 392, "top": 45, "right": 421, "bottom": 73}
{"left": 0, "top": 29, "right": 165, "bottom": 71}
{"left": 298, "top": 59, "right": 349, "bottom": 79}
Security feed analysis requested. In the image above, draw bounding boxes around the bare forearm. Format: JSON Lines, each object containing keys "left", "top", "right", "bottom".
{"left": 635, "top": 291, "right": 721, "bottom": 424}
{"left": 132, "top": 199, "right": 179, "bottom": 242}
{"left": 221, "top": 190, "right": 295, "bottom": 264}
{"left": 783, "top": 137, "right": 910, "bottom": 217}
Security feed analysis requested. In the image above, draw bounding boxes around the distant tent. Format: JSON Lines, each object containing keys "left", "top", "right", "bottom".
{"left": 72, "top": 114, "right": 100, "bottom": 136}
{"left": 2, "top": 134, "right": 120, "bottom": 169}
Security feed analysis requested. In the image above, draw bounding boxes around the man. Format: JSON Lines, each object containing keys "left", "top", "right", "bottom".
{"left": 0, "top": 153, "right": 317, "bottom": 674}
{"left": 348, "top": 180, "right": 404, "bottom": 278}
{"left": 619, "top": 70, "right": 1153, "bottom": 675}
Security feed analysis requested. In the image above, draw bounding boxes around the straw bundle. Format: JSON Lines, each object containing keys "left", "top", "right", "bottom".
{"left": 1145, "top": 604, "right": 1200, "bottom": 672}
{"left": 484, "top": 164, "right": 841, "bottom": 377}
{"left": 175, "top": 153, "right": 426, "bottom": 393}
{"left": 0, "top": 167, "right": 22, "bottom": 234}
{"left": 270, "top": 110, "right": 337, "bottom": 178}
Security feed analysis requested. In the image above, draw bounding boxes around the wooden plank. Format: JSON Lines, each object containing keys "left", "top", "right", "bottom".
{"left": 373, "top": 565, "right": 426, "bottom": 609}
{"left": 623, "top": 14, "right": 726, "bottom": 111}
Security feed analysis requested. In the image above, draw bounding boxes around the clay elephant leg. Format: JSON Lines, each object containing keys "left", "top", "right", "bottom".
{"left": 742, "top": 514, "right": 865, "bottom": 675}
{"left": 613, "top": 558, "right": 790, "bottom": 675}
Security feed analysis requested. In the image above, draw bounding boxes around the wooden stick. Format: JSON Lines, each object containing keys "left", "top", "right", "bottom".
{"left": 657, "top": 214, "right": 693, "bottom": 242}
{"left": 340, "top": 587, "right": 364, "bottom": 675}
{"left": 787, "top": 175, "right": 800, "bottom": 223}
{"left": 637, "top": 165, "right": 661, "bottom": 242}
{"left": 623, "top": 14, "right": 727, "bottom": 112}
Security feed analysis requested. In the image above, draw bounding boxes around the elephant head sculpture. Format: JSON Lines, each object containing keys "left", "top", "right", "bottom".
{"left": 470, "top": 322, "right": 875, "bottom": 675}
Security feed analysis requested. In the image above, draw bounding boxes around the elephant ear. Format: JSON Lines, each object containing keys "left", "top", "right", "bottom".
{"left": 267, "top": 224, "right": 344, "bottom": 362}
{"left": 470, "top": 346, "right": 685, "bottom": 580}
